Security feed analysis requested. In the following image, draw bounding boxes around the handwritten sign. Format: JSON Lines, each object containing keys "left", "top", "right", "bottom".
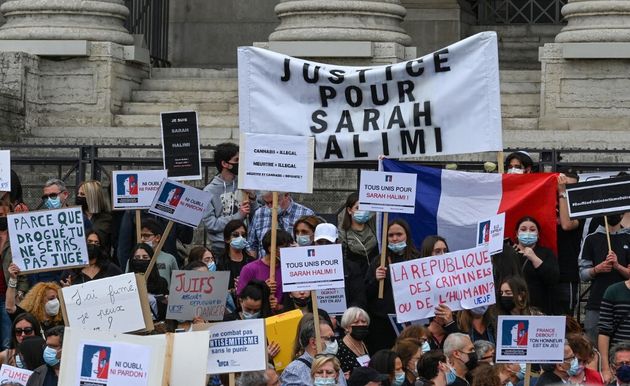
{"left": 316, "top": 288, "right": 347, "bottom": 315}
{"left": 279, "top": 244, "right": 345, "bottom": 292}
{"left": 0, "top": 150, "right": 10, "bottom": 192}
{"left": 391, "top": 246, "right": 495, "bottom": 323}
{"left": 161, "top": 110, "right": 202, "bottom": 181}
{"left": 148, "top": 179, "right": 211, "bottom": 227}
{"left": 0, "top": 364, "right": 32, "bottom": 385}
{"left": 60, "top": 273, "right": 152, "bottom": 333}
{"left": 496, "top": 315, "right": 566, "bottom": 363}
{"left": 358, "top": 170, "right": 417, "bottom": 213}
{"left": 201, "top": 319, "right": 267, "bottom": 374}
{"left": 476, "top": 212, "right": 505, "bottom": 255}
{"left": 112, "top": 170, "right": 168, "bottom": 210}
{"left": 8, "top": 207, "right": 88, "bottom": 273}
{"left": 166, "top": 270, "right": 229, "bottom": 321}
{"left": 238, "top": 133, "right": 315, "bottom": 193}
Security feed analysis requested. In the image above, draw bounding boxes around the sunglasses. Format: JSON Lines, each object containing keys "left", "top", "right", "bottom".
{"left": 41, "top": 192, "right": 63, "bottom": 200}
{"left": 15, "top": 327, "right": 34, "bottom": 335}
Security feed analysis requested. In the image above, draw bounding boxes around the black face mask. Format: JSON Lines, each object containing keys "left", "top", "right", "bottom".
{"left": 130, "top": 259, "right": 150, "bottom": 273}
{"left": 75, "top": 196, "right": 88, "bottom": 211}
{"left": 0, "top": 217, "right": 7, "bottom": 232}
{"left": 465, "top": 352, "right": 478, "bottom": 371}
{"left": 292, "top": 297, "right": 310, "bottom": 308}
{"left": 349, "top": 325, "right": 369, "bottom": 341}
{"left": 87, "top": 244, "right": 102, "bottom": 261}
{"left": 606, "top": 214, "right": 623, "bottom": 227}
{"left": 500, "top": 296, "right": 516, "bottom": 312}
{"left": 229, "top": 162, "right": 239, "bottom": 175}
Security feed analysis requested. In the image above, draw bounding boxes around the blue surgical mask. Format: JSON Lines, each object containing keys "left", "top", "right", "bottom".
{"left": 567, "top": 358, "right": 581, "bottom": 376}
{"left": 207, "top": 261, "right": 216, "bottom": 272}
{"left": 352, "top": 210, "right": 371, "bottom": 224}
{"left": 393, "top": 371, "right": 405, "bottom": 386}
{"left": 422, "top": 340, "right": 431, "bottom": 353}
{"left": 296, "top": 235, "right": 312, "bottom": 247}
{"left": 470, "top": 305, "right": 489, "bottom": 316}
{"left": 517, "top": 363, "right": 526, "bottom": 380}
{"left": 230, "top": 236, "right": 248, "bottom": 250}
{"left": 241, "top": 311, "right": 260, "bottom": 319}
{"left": 314, "top": 378, "right": 336, "bottom": 386}
{"left": 616, "top": 364, "right": 630, "bottom": 383}
{"left": 388, "top": 241, "right": 407, "bottom": 253}
{"left": 446, "top": 366, "right": 457, "bottom": 385}
{"left": 43, "top": 346, "right": 59, "bottom": 366}
{"left": 45, "top": 197, "right": 62, "bottom": 209}
{"left": 517, "top": 232, "right": 538, "bottom": 246}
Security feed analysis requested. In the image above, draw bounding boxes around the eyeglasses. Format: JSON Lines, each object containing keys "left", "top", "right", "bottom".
{"left": 41, "top": 192, "right": 63, "bottom": 200}
{"left": 15, "top": 327, "right": 34, "bottom": 336}
{"left": 564, "top": 356, "right": 576, "bottom": 362}
{"left": 140, "top": 233, "right": 155, "bottom": 240}
{"left": 459, "top": 350, "right": 476, "bottom": 356}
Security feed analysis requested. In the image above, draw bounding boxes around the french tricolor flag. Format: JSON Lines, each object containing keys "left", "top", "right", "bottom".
{"left": 383, "top": 159, "right": 558, "bottom": 252}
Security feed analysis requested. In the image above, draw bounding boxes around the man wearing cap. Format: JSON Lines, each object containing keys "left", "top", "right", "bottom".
{"left": 313, "top": 223, "right": 367, "bottom": 310}
{"left": 347, "top": 367, "right": 388, "bottom": 386}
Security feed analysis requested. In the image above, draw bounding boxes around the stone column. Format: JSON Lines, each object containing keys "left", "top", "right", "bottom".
{"left": 259, "top": 0, "right": 417, "bottom": 64}
{"left": 0, "top": 0, "right": 133, "bottom": 44}
{"left": 555, "top": 0, "right": 630, "bottom": 43}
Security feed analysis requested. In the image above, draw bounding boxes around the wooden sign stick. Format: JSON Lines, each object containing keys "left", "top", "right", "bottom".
{"left": 497, "top": 151, "right": 505, "bottom": 174}
{"left": 524, "top": 363, "right": 532, "bottom": 386}
{"left": 269, "top": 192, "right": 279, "bottom": 282}
{"left": 604, "top": 215, "right": 613, "bottom": 252}
{"left": 135, "top": 209, "right": 142, "bottom": 244}
{"left": 229, "top": 372, "right": 236, "bottom": 386}
{"left": 146, "top": 220, "right": 174, "bottom": 277}
{"left": 378, "top": 212, "right": 389, "bottom": 299}
{"left": 161, "top": 332, "right": 175, "bottom": 386}
{"left": 311, "top": 290, "right": 322, "bottom": 352}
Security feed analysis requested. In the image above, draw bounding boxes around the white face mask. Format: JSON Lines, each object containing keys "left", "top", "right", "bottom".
{"left": 507, "top": 167, "right": 524, "bottom": 174}
{"left": 145, "top": 240, "right": 154, "bottom": 248}
{"left": 45, "top": 298, "right": 60, "bottom": 316}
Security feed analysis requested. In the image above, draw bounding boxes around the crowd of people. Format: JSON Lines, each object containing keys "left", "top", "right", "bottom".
{"left": 0, "top": 144, "right": 628, "bottom": 386}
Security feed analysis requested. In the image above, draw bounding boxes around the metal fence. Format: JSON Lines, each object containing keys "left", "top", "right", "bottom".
{"left": 470, "top": 0, "right": 567, "bottom": 24}
{"left": 124, "top": 0, "right": 170, "bottom": 67}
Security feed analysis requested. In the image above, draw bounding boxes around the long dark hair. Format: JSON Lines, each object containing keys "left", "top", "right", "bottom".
{"left": 497, "top": 276, "right": 531, "bottom": 314}
{"left": 12, "top": 313, "right": 42, "bottom": 350}
{"left": 369, "top": 349, "right": 400, "bottom": 378}
{"left": 388, "top": 219, "right": 419, "bottom": 261}
{"left": 238, "top": 280, "right": 273, "bottom": 318}
{"left": 420, "top": 235, "right": 449, "bottom": 258}
{"left": 130, "top": 243, "right": 167, "bottom": 295}
{"left": 341, "top": 192, "right": 359, "bottom": 230}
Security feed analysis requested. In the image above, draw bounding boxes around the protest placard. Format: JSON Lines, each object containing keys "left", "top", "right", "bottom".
{"left": 566, "top": 175, "right": 630, "bottom": 219}
{"left": 496, "top": 315, "right": 566, "bottom": 363}
{"left": 8, "top": 207, "right": 88, "bottom": 273}
{"left": 146, "top": 330, "right": 210, "bottom": 386}
{"left": 166, "top": 270, "right": 229, "bottom": 321}
{"left": 161, "top": 110, "right": 202, "bottom": 181}
{"left": 148, "top": 179, "right": 211, "bottom": 227}
{"left": 195, "top": 319, "right": 267, "bottom": 374}
{"left": 280, "top": 244, "right": 345, "bottom": 292}
{"left": 111, "top": 170, "right": 168, "bottom": 210}
{"left": 390, "top": 246, "right": 495, "bottom": 323}
{"left": 60, "top": 273, "right": 153, "bottom": 333}
{"left": 265, "top": 309, "right": 303, "bottom": 371}
{"left": 316, "top": 288, "right": 347, "bottom": 315}
{"left": 476, "top": 213, "right": 505, "bottom": 255}
{"left": 0, "top": 364, "right": 32, "bottom": 385}
{"left": 0, "top": 150, "right": 10, "bottom": 192}
{"left": 358, "top": 170, "right": 417, "bottom": 214}
{"left": 238, "top": 133, "right": 315, "bottom": 194}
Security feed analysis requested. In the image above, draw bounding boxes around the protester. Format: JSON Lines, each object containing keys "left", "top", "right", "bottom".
{"left": 248, "top": 191, "right": 314, "bottom": 258}
{"left": 398, "top": 325, "right": 431, "bottom": 354}
{"left": 393, "top": 337, "right": 422, "bottom": 385}
{"left": 416, "top": 349, "right": 451, "bottom": 386}
{"left": 457, "top": 306, "right": 495, "bottom": 344}
{"left": 470, "top": 363, "right": 501, "bottom": 386}
{"left": 41, "top": 178, "right": 70, "bottom": 210}
{"left": 294, "top": 215, "right": 324, "bottom": 247}
{"left": 444, "top": 333, "right": 478, "bottom": 386}
{"left": 76, "top": 180, "right": 112, "bottom": 252}
{"left": 338, "top": 193, "right": 378, "bottom": 276}
{"left": 337, "top": 307, "right": 371, "bottom": 374}
{"left": 491, "top": 243, "right": 523, "bottom": 289}
{"left": 535, "top": 342, "right": 576, "bottom": 386}
{"left": 188, "top": 245, "right": 215, "bottom": 268}
{"left": 25, "top": 325, "right": 64, "bottom": 386}
{"left": 125, "top": 219, "right": 179, "bottom": 286}
{"left": 426, "top": 304, "right": 460, "bottom": 350}
{"left": 473, "top": 340, "right": 495, "bottom": 365}
{"left": 217, "top": 220, "right": 255, "bottom": 297}
{"left": 3, "top": 170, "right": 28, "bottom": 213}
{"left": 598, "top": 276, "right": 630, "bottom": 383}
{"left": 283, "top": 291, "right": 312, "bottom": 314}
{"left": 59, "top": 236, "right": 122, "bottom": 285}
{"left": 202, "top": 142, "right": 257, "bottom": 258}
{"left": 608, "top": 342, "right": 630, "bottom": 386}
{"left": 368, "top": 349, "right": 405, "bottom": 386}
{"left": 347, "top": 367, "right": 388, "bottom": 386}
{"left": 127, "top": 243, "right": 169, "bottom": 321}
{"left": 17, "top": 335, "right": 46, "bottom": 370}
{"left": 513, "top": 216, "right": 559, "bottom": 315}
{"left": 366, "top": 219, "right": 420, "bottom": 352}
{"left": 494, "top": 363, "right": 522, "bottom": 386}
{"left": 227, "top": 280, "right": 273, "bottom": 321}
{"left": 0, "top": 313, "right": 42, "bottom": 367}
{"left": 420, "top": 235, "right": 449, "bottom": 257}
{"left": 493, "top": 276, "right": 540, "bottom": 316}
{"left": 567, "top": 333, "right": 603, "bottom": 386}
{"left": 311, "top": 354, "right": 343, "bottom": 385}
{"left": 5, "top": 280, "right": 62, "bottom": 330}
{"left": 505, "top": 151, "right": 533, "bottom": 174}
{"left": 238, "top": 365, "right": 280, "bottom": 386}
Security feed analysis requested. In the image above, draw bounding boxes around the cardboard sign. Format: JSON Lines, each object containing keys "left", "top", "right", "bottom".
{"left": 148, "top": 179, "right": 211, "bottom": 227}
{"left": 316, "top": 288, "right": 347, "bottom": 315}
{"left": 358, "top": 170, "right": 417, "bottom": 214}
{"left": 160, "top": 111, "right": 202, "bottom": 181}
{"left": 265, "top": 309, "right": 303, "bottom": 371}
{"left": 195, "top": 319, "right": 267, "bottom": 374}
{"left": 0, "top": 364, "right": 32, "bottom": 385}
{"left": 60, "top": 273, "right": 153, "bottom": 333}
{"left": 145, "top": 330, "right": 210, "bottom": 386}
{"left": 280, "top": 244, "right": 345, "bottom": 292}
{"left": 0, "top": 150, "right": 10, "bottom": 192}
{"left": 496, "top": 315, "right": 566, "bottom": 363}
{"left": 238, "top": 133, "right": 315, "bottom": 194}
{"left": 566, "top": 175, "right": 630, "bottom": 219}
{"left": 8, "top": 207, "right": 89, "bottom": 273}
{"left": 111, "top": 170, "right": 168, "bottom": 210}
{"left": 391, "top": 246, "right": 495, "bottom": 323}
{"left": 166, "top": 270, "right": 230, "bottom": 321}
{"left": 476, "top": 212, "right": 505, "bottom": 255}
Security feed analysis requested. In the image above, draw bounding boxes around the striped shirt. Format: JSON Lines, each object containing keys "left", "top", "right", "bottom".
{"left": 598, "top": 281, "right": 630, "bottom": 345}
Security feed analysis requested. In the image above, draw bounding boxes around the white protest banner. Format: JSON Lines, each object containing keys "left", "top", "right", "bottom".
{"left": 166, "top": 270, "right": 230, "bottom": 321}
{"left": 8, "top": 207, "right": 88, "bottom": 273}
{"left": 391, "top": 246, "right": 495, "bottom": 323}
{"left": 0, "top": 150, "right": 10, "bottom": 192}
{"left": 111, "top": 170, "right": 168, "bottom": 210}
{"left": 201, "top": 319, "right": 267, "bottom": 374}
{"left": 148, "top": 179, "right": 211, "bottom": 227}
{"left": 238, "top": 32, "right": 501, "bottom": 162}
{"left": 0, "top": 364, "right": 32, "bottom": 385}
{"left": 60, "top": 273, "right": 153, "bottom": 333}
{"left": 359, "top": 170, "right": 417, "bottom": 214}
{"left": 316, "top": 288, "right": 347, "bottom": 315}
{"left": 476, "top": 212, "right": 505, "bottom": 255}
{"left": 280, "top": 244, "right": 345, "bottom": 292}
{"left": 238, "top": 133, "right": 315, "bottom": 194}
{"left": 496, "top": 315, "right": 566, "bottom": 363}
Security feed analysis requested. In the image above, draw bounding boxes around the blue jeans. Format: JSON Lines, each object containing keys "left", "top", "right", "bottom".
{"left": 0, "top": 298, "right": 12, "bottom": 350}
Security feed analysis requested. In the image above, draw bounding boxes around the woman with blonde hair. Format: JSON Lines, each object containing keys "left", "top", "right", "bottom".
{"left": 311, "top": 354, "right": 342, "bottom": 386}
{"left": 5, "top": 276, "right": 63, "bottom": 330}
{"left": 77, "top": 180, "right": 112, "bottom": 251}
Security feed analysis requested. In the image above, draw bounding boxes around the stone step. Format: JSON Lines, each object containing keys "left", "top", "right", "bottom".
{"left": 501, "top": 105, "right": 540, "bottom": 118}
{"left": 141, "top": 78, "right": 238, "bottom": 92}
{"left": 121, "top": 102, "right": 238, "bottom": 115}
{"left": 502, "top": 117, "right": 539, "bottom": 130}
{"left": 499, "top": 70, "right": 541, "bottom": 83}
{"left": 114, "top": 114, "right": 238, "bottom": 128}
{"left": 151, "top": 68, "right": 238, "bottom": 79}
{"left": 131, "top": 90, "right": 238, "bottom": 103}
{"left": 500, "top": 81, "right": 540, "bottom": 94}
{"left": 500, "top": 93, "right": 540, "bottom": 106}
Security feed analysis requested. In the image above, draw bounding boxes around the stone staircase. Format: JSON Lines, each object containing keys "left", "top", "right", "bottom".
{"left": 499, "top": 70, "right": 541, "bottom": 131}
